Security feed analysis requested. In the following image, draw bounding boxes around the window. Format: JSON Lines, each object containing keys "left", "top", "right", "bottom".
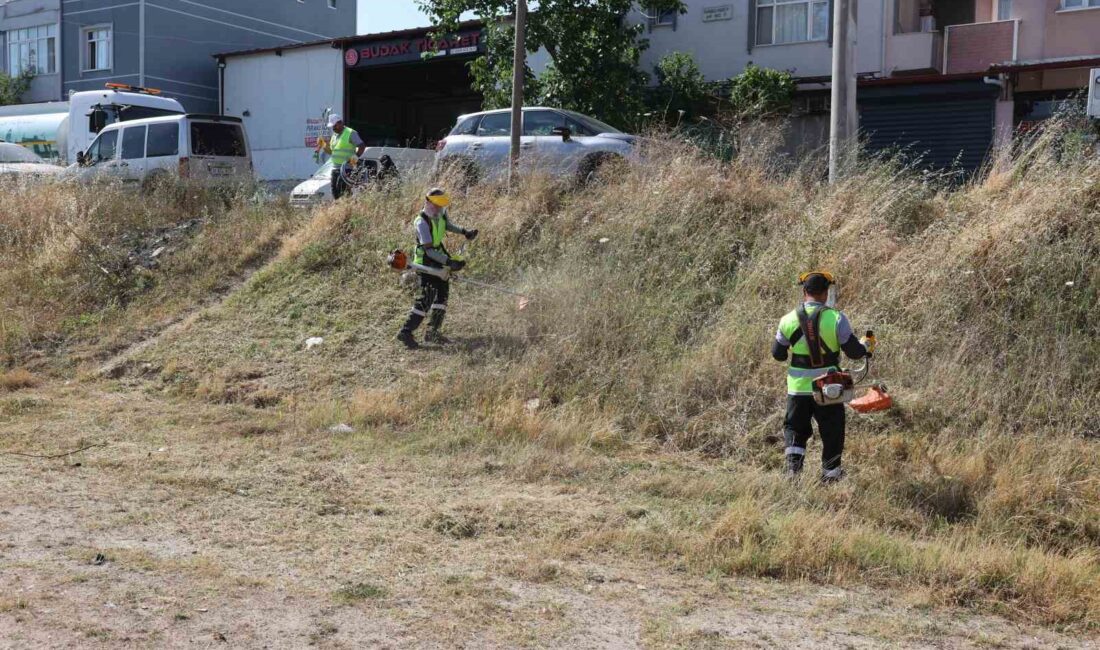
{"left": 121, "top": 126, "right": 147, "bottom": 160}
{"left": 87, "top": 130, "right": 118, "bottom": 163}
{"left": 522, "top": 110, "right": 566, "bottom": 136}
{"left": 1062, "top": 0, "right": 1100, "bottom": 8}
{"left": 756, "top": 0, "right": 830, "bottom": 45}
{"left": 82, "top": 26, "right": 112, "bottom": 71}
{"left": 6, "top": 24, "right": 57, "bottom": 76}
{"left": 328, "top": 0, "right": 337, "bottom": 8}
{"left": 190, "top": 122, "right": 246, "bottom": 157}
{"left": 475, "top": 113, "right": 511, "bottom": 137}
{"left": 147, "top": 123, "right": 179, "bottom": 157}
{"left": 449, "top": 114, "right": 481, "bottom": 136}
{"left": 998, "top": 0, "right": 1012, "bottom": 19}
{"left": 654, "top": 8, "right": 677, "bottom": 26}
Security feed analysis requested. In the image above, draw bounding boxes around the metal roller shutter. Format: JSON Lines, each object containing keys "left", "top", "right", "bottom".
{"left": 859, "top": 80, "right": 998, "bottom": 174}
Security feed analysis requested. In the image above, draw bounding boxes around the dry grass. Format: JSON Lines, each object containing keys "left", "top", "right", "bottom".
{"left": 0, "top": 367, "right": 38, "bottom": 391}
{"left": 2, "top": 123, "right": 1097, "bottom": 632}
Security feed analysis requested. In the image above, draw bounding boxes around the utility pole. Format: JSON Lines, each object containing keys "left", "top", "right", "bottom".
{"left": 829, "top": 0, "right": 857, "bottom": 183}
{"left": 508, "top": 0, "right": 528, "bottom": 188}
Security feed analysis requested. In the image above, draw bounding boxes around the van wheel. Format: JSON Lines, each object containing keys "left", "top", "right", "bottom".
{"left": 577, "top": 153, "right": 624, "bottom": 187}
{"left": 436, "top": 156, "right": 479, "bottom": 190}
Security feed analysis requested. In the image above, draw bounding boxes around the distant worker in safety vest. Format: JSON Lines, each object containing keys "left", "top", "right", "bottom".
{"left": 325, "top": 114, "right": 366, "bottom": 200}
{"left": 397, "top": 188, "right": 478, "bottom": 349}
{"left": 771, "top": 271, "right": 874, "bottom": 482}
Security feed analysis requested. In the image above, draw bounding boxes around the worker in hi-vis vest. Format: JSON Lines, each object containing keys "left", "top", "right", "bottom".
{"left": 771, "top": 272, "right": 873, "bottom": 482}
{"left": 397, "top": 188, "right": 478, "bottom": 349}
{"left": 325, "top": 114, "right": 366, "bottom": 200}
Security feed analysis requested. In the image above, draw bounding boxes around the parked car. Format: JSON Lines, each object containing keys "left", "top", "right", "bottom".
{"left": 63, "top": 114, "right": 252, "bottom": 191}
{"left": 289, "top": 146, "right": 435, "bottom": 207}
{"left": 434, "top": 107, "right": 637, "bottom": 185}
{"left": 0, "top": 142, "right": 64, "bottom": 180}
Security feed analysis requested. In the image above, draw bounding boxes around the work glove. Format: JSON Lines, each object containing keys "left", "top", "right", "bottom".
{"left": 464, "top": 228, "right": 479, "bottom": 241}
{"left": 447, "top": 259, "right": 466, "bottom": 271}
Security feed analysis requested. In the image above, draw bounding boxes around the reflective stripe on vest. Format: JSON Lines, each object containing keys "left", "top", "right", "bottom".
{"left": 330, "top": 127, "right": 357, "bottom": 165}
{"left": 412, "top": 213, "right": 448, "bottom": 266}
{"left": 779, "top": 305, "right": 841, "bottom": 395}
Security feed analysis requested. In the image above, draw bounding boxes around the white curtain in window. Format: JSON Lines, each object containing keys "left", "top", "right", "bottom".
{"left": 775, "top": 2, "right": 808, "bottom": 43}
{"left": 998, "top": 0, "right": 1012, "bottom": 19}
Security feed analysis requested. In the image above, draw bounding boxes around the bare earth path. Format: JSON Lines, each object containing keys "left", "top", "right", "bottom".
{"left": 0, "top": 383, "right": 1090, "bottom": 649}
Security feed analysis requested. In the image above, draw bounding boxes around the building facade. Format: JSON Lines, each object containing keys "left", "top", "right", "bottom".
{"left": 1, "top": 0, "right": 356, "bottom": 110}
{"left": 632, "top": 0, "right": 1100, "bottom": 171}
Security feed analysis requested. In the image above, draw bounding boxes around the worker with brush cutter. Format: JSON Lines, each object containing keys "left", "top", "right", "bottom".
{"left": 771, "top": 271, "right": 875, "bottom": 482}
{"left": 396, "top": 188, "right": 478, "bottom": 349}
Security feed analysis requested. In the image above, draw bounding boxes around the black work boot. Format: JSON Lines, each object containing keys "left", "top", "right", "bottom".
{"left": 785, "top": 453, "right": 804, "bottom": 477}
{"left": 821, "top": 466, "right": 845, "bottom": 484}
{"left": 397, "top": 330, "right": 419, "bottom": 349}
{"left": 424, "top": 329, "right": 451, "bottom": 345}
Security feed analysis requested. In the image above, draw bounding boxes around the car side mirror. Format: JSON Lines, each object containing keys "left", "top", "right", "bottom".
{"left": 551, "top": 126, "right": 572, "bottom": 142}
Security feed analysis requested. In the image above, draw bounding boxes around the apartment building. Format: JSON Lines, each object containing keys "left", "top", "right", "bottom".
{"left": 634, "top": 0, "right": 1100, "bottom": 170}
{"left": 1, "top": 0, "right": 356, "bottom": 110}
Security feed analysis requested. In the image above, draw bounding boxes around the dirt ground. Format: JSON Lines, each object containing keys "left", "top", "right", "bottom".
{"left": 0, "top": 382, "right": 1092, "bottom": 649}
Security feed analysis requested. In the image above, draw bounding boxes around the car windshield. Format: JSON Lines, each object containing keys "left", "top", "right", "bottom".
{"left": 562, "top": 111, "right": 622, "bottom": 135}
{"left": 312, "top": 161, "right": 333, "bottom": 179}
{"left": 0, "top": 143, "right": 44, "bottom": 163}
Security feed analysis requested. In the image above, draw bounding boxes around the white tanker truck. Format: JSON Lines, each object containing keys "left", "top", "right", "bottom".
{"left": 0, "top": 83, "right": 184, "bottom": 164}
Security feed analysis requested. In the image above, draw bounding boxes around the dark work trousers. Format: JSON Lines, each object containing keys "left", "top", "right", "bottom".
{"left": 783, "top": 395, "right": 845, "bottom": 471}
{"left": 401, "top": 272, "right": 450, "bottom": 333}
{"left": 331, "top": 166, "right": 350, "bottom": 200}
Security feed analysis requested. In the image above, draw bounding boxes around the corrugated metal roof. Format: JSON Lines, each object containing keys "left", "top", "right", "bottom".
{"left": 213, "top": 19, "right": 485, "bottom": 60}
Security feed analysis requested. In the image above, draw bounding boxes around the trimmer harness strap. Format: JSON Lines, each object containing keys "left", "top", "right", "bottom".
{"left": 790, "top": 305, "right": 837, "bottom": 369}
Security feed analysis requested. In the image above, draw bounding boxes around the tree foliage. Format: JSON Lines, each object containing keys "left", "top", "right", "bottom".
{"left": 726, "top": 65, "right": 795, "bottom": 117}
{"left": 650, "top": 51, "right": 709, "bottom": 122}
{"left": 0, "top": 70, "right": 34, "bottom": 106}
{"left": 418, "top": 0, "right": 684, "bottom": 129}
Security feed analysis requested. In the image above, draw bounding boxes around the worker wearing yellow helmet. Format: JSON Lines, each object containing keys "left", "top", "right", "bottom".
{"left": 771, "top": 271, "right": 874, "bottom": 482}
{"left": 397, "top": 188, "right": 479, "bottom": 349}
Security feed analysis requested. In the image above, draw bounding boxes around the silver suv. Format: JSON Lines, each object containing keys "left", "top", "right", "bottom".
{"left": 434, "top": 107, "right": 636, "bottom": 184}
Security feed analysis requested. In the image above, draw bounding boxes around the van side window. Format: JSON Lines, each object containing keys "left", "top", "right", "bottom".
{"left": 147, "top": 123, "right": 179, "bottom": 157}
{"left": 121, "top": 126, "right": 147, "bottom": 160}
{"left": 87, "top": 130, "right": 118, "bottom": 162}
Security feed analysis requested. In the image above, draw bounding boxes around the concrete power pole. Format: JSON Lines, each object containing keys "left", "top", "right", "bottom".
{"left": 508, "top": 0, "right": 528, "bottom": 188}
{"left": 829, "top": 0, "right": 858, "bottom": 183}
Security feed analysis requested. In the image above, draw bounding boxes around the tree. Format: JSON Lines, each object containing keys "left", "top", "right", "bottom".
{"left": 0, "top": 70, "right": 34, "bottom": 106}
{"left": 651, "top": 51, "right": 709, "bottom": 123}
{"left": 726, "top": 65, "right": 795, "bottom": 118}
{"left": 418, "top": 0, "right": 684, "bottom": 129}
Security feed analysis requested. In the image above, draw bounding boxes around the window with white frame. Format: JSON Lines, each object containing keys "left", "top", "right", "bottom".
{"left": 6, "top": 24, "right": 57, "bottom": 76}
{"left": 998, "top": 0, "right": 1012, "bottom": 19}
{"left": 82, "top": 26, "right": 112, "bottom": 71}
{"left": 756, "top": 0, "right": 830, "bottom": 46}
{"left": 1062, "top": 0, "right": 1100, "bottom": 8}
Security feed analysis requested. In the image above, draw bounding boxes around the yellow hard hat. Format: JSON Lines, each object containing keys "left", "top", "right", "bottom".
{"left": 798, "top": 270, "right": 835, "bottom": 285}
{"left": 426, "top": 187, "right": 450, "bottom": 207}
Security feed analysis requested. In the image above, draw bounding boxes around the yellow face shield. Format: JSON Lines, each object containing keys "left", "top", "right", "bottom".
{"left": 426, "top": 191, "right": 450, "bottom": 208}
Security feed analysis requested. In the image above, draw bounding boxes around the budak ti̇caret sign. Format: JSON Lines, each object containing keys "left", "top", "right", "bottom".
{"left": 344, "top": 30, "right": 484, "bottom": 68}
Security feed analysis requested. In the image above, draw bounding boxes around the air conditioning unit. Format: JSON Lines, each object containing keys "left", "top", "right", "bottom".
{"left": 1089, "top": 68, "right": 1100, "bottom": 119}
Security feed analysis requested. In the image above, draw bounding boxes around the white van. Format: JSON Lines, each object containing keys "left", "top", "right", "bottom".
{"left": 66, "top": 114, "right": 253, "bottom": 189}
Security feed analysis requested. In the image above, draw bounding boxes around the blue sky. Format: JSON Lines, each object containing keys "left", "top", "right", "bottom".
{"left": 357, "top": 1, "right": 435, "bottom": 34}
{"left": 356, "top": 1, "right": 478, "bottom": 34}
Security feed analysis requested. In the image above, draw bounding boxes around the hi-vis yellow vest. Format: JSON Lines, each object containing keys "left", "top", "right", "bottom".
{"left": 778, "top": 305, "right": 841, "bottom": 395}
{"left": 330, "top": 127, "right": 358, "bottom": 165}
{"left": 413, "top": 213, "right": 447, "bottom": 266}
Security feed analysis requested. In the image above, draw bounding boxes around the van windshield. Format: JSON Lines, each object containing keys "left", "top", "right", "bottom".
{"left": 190, "top": 122, "right": 246, "bottom": 157}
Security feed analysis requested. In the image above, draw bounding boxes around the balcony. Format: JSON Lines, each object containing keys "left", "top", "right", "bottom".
{"left": 887, "top": 30, "right": 944, "bottom": 75}
{"left": 944, "top": 20, "right": 1018, "bottom": 75}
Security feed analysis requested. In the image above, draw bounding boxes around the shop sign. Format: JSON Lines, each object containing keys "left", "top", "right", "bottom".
{"left": 703, "top": 5, "right": 733, "bottom": 22}
{"left": 345, "top": 30, "right": 484, "bottom": 68}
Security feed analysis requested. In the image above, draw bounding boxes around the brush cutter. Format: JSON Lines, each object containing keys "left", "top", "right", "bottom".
{"left": 811, "top": 330, "right": 893, "bottom": 414}
{"left": 386, "top": 249, "right": 532, "bottom": 310}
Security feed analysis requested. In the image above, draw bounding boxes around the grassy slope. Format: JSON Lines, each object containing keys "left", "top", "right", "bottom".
{"left": 2, "top": 136, "right": 1097, "bottom": 629}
